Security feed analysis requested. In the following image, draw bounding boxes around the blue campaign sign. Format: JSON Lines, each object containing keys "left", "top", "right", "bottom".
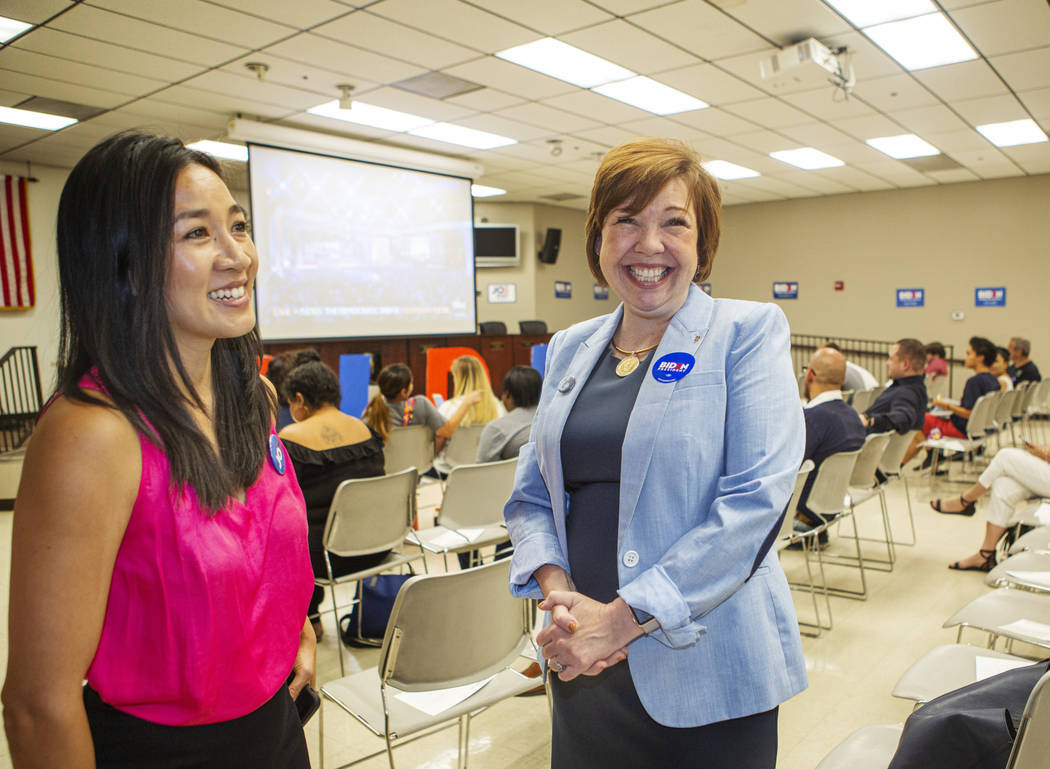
{"left": 975, "top": 287, "right": 1006, "bottom": 307}
{"left": 593, "top": 283, "right": 609, "bottom": 300}
{"left": 555, "top": 281, "right": 572, "bottom": 299}
{"left": 896, "top": 288, "right": 925, "bottom": 308}
{"left": 699, "top": 282, "right": 712, "bottom": 295}
{"left": 773, "top": 281, "right": 798, "bottom": 299}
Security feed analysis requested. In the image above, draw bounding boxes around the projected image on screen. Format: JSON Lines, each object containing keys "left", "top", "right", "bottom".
{"left": 248, "top": 144, "right": 476, "bottom": 340}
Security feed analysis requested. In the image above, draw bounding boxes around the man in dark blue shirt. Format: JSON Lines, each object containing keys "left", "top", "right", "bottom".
{"left": 1007, "top": 336, "right": 1041, "bottom": 385}
{"left": 861, "top": 338, "right": 928, "bottom": 435}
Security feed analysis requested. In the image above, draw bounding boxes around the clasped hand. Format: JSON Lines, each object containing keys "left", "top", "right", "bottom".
{"left": 537, "top": 591, "right": 640, "bottom": 681}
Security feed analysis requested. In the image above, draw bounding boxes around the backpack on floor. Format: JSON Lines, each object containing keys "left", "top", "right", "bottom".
{"left": 338, "top": 573, "right": 412, "bottom": 648}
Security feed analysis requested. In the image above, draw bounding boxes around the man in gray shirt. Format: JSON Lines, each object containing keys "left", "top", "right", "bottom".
{"left": 477, "top": 365, "right": 542, "bottom": 462}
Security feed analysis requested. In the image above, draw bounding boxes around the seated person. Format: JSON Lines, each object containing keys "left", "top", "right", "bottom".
{"left": 278, "top": 361, "right": 384, "bottom": 640}
{"left": 1008, "top": 336, "right": 1041, "bottom": 385}
{"left": 903, "top": 336, "right": 1000, "bottom": 465}
{"left": 362, "top": 362, "right": 479, "bottom": 453}
{"left": 793, "top": 348, "right": 867, "bottom": 545}
{"left": 265, "top": 348, "right": 320, "bottom": 430}
{"left": 823, "top": 341, "right": 877, "bottom": 392}
{"left": 477, "top": 365, "right": 542, "bottom": 463}
{"left": 931, "top": 441, "right": 1050, "bottom": 572}
{"left": 924, "top": 341, "right": 949, "bottom": 380}
{"left": 992, "top": 346, "right": 1014, "bottom": 391}
{"left": 434, "top": 355, "right": 505, "bottom": 474}
{"left": 861, "top": 338, "right": 928, "bottom": 435}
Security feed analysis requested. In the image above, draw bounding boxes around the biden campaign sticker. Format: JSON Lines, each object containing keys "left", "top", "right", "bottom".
{"left": 652, "top": 352, "right": 695, "bottom": 383}
{"left": 269, "top": 434, "right": 286, "bottom": 474}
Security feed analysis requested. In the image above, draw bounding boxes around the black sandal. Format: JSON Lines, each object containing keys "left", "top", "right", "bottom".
{"left": 948, "top": 548, "right": 997, "bottom": 572}
{"left": 930, "top": 495, "right": 976, "bottom": 516}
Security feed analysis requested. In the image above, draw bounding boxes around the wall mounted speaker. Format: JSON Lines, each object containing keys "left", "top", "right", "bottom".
{"left": 538, "top": 228, "right": 561, "bottom": 264}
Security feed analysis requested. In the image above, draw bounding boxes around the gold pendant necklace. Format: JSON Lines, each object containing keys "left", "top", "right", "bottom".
{"left": 611, "top": 340, "right": 660, "bottom": 377}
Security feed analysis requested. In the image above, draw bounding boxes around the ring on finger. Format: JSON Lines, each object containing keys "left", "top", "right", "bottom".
{"left": 550, "top": 660, "right": 564, "bottom": 672}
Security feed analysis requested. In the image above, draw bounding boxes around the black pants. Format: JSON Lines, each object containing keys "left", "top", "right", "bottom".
{"left": 84, "top": 684, "right": 310, "bottom": 769}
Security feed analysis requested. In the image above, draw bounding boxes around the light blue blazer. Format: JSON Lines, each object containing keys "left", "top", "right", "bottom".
{"left": 505, "top": 284, "right": 807, "bottom": 728}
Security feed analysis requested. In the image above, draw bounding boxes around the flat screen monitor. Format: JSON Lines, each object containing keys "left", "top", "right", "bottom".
{"left": 248, "top": 143, "right": 476, "bottom": 340}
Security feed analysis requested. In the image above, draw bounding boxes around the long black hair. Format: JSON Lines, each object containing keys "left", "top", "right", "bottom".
{"left": 55, "top": 131, "right": 274, "bottom": 512}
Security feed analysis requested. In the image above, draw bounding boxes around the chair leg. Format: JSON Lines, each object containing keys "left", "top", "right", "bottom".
{"left": 319, "top": 696, "right": 325, "bottom": 769}
{"left": 457, "top": 714, "right": 470, "bottom": 769}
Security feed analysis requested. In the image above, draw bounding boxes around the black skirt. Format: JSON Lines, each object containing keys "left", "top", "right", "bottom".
{"left": 84, "top": 684, "right": 310, "bottom": 769}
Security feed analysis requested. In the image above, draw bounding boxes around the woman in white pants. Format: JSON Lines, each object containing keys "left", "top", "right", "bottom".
{"left": 931, "top": 443, "right": 1050, "bottom": 571}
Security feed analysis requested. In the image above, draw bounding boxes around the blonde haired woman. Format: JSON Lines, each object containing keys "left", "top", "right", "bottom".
{"left": 434, "top": 355, "right": 505, "bottom": 475}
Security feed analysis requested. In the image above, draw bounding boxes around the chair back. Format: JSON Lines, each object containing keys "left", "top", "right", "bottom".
{"left": 851, "top": 388, "right": 877, "bottom": 413}
{"left": 1012, "top": 381, "right": 1033, "bottom": 419}
{"left": 994, "top": 389, "right": 1019, "bottom": 429}
{"left": 807, "top": 448, "right": 862, "bottom": 518}
{"left": 443, "top": 424, "right": 487, "bottom": 470}
{"left": 778, "top": 460, "right": 814, "bottom": 540}
{"left": 879, "top": 430, "right": 921, "bottom": 476}
{"left": 478, "top": 321, "right": 506, "bottom": 335}
{"left": 384, "top": 424, "right": 435, "bottom": 475}
{"left": 518, "top": 320, "right": 547, "bottom": 335}
{"left": 850, "top": 432, "right": 891, "bottom": 490}
{"left": 323, "top": 467, "right": 418, "bottom": 557}
{"left": 378, "top": 559, "right": 530, "bottom": 691}
{"left": 1006, "top": 670, "right": 1050, "bottom": 769}
{"left": 926, "top": 373, "right": 950, "bottom": 403}
{"left": 967, "top": 391, "right": 1000, "bottom": 438}
{"left": 439, "top": 457, "right": 518, "bottom": 529}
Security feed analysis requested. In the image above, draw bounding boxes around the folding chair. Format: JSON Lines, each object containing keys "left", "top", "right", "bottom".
{"left": 850, "top": 388, "right": 878, "bottom": 414}
{"left": 777, "top": 461, "right": 829, "bottom": 635}
{"left": 924, "top": 390, "right": 1000, "bottom": 481}
{"left": 840, "top": 432, "right": 895, "bottom": 570}
{"left": 878, "top": 429, "right": 922, "bottom": 546}
{"left": 1007, "top": 669, "right": 1050, "bottom": 769}
{"left": 317, "top": 467, "right": 428, "bottom": 675}
{"left": 992, "top": 389, "right": 1020, "bottom": 451}
{"left": 318, "top": 560, "right": 538, "bottom": 769}
{"left": 384, "top": 424, "right": 435, "bottom": 476}
{"left": 409, "top": 458, "right": 518, "bottom": 570}
{"left": 1010, "top": 381, "right": 1033, "bottom": 445}
{"left": 892, "top": 643, "right": 1031, "bottom": 706}
{"left": 943, "top": 588, "right": 1050, "bottom": 652}
{"left": 986, "top": 551, "right": 1050, "bottom": 593}
{"left": 1009, "top": 525, "right": 1050, "bottom": 556}
{"left": 1023, "top": 380, "right": 1050, "bottom": 443}
{"left": 441, "top": 424, "right": 487, "bottom": 474}
{"left": 814, "top": 723, "right": 902, "bottom": 769}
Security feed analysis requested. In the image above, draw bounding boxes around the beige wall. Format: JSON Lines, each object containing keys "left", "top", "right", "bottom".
{"left": 473, "top": 201, "right": 537, "bottom": 329}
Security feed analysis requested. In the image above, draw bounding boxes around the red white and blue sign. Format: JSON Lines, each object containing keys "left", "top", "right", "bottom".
{"left": 975, "top": 287, "right": 1006, "bottom": 307}
{"left": 699, "top": 282, "right": 712, "bottom": 295}
{"left": 773, "top": 282, "right": 798, "bottom": 299}
{"left": 593, "top": 284, "right": 609, "bottom": 300}
{"left": 896, "top": 288, "right": 925, "bottom": 308}
{"left": 555, "top": 281, "right": 572, "bottom": 299}
{"left": 652, "top": 352, "right": 695, "bottom": 383}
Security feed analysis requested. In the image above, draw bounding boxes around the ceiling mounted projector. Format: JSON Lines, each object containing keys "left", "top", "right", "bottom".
{"left": 760, "top": 38, "right": 854, "bottom": 94}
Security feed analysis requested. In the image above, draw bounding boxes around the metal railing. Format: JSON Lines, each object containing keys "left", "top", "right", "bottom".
{"left": 1, "top": 346, "right": 43, "bottom": 454}
{"left": 790, "top": 334, "right": 954, "bottom": 395}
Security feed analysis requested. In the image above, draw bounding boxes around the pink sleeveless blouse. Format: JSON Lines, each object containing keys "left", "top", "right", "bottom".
{"left": 81, "top": 375, "right": 313, "bottom": 726}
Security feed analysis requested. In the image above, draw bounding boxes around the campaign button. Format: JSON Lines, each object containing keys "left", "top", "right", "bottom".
{"left": 269, "top": 434, "right": 286, "bottom": 475}
{"left": 623, "top": 550, "right": 639, "bottom": 567}
{"left": 558, "top": 376, "right": 576, "bottom": 393}
{"left": 651, "top": 352, "right": 696, "bottom": 383}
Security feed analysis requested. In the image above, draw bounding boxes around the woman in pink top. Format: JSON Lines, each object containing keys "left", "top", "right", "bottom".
{"left": 2, "top": 133, "right": 315, "bottom": 768}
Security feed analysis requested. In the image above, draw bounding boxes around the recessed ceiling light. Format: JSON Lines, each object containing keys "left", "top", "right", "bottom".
{"left": 702, "top": 160, "right": 760, "bottom": 180}
{"left": 0, "top": 105, "right": 77, "bottom": 131}
{"left": 770, "top": 148, "right": 844, "bottom": 170}
{"left": 307, "top": 100, "right": 433, "bottom": 132}
{"left": 409, "top": 123, "right": 516, "bottom": 150}
{"left": 186, "top": 140, "right": 249, "bottom": 162}
{"left": 471, "top": 184, "right": 507, "bottom": 198}
{"left": 824, "top": 0, "right": 935, "bottom": 28}
{"left": 864, "top": 13, "right": 977, "bottom": 71}
{"left": 0, "top": 15, "right": 32, "bottom": 43}
{"left": 495, "top": 37, "right": 634, "bottom": 88}
{"left": 591, "top": 76, "right": 708, "bottom": 115}
{"left": 976, "top": 119, "right": 1049, "bottom": 147}
{"left": 865, "top": 134, "right": 939, "bottom": 159}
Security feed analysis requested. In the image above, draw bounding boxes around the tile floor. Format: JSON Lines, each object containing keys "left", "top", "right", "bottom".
{"left": 0, "top": 461, "right": 1046, "bottom": 769}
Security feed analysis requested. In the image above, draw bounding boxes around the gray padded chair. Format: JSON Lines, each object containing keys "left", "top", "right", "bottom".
{"left": 814, "top": 723, "right": 902, "bottom": 769}
{"left": 409, "top": 458, "right": 518, "bottom": 570}
{"left": 441, "top": 424, "right": 487, "bottom": 473}
{"left": 891, "top": 643, "right": 1031, "bottom": 706}
{"left": 1009, "top": 525, "right": 1050, "bottom": 556}
{"left": 842, "top": 432, "right": 895, "bottom": 570}
{"left": 877, "top": 429, "right": 922, "bottom": 546}
{"left": 777, "top": 461, "right": 828, "bottom": 634}
{"left": 850, "top": 388, "right": 878, "bottom": 414}
{"left": 383, "top": 424, "right": 435, "bottom": 476}
{"left": 318, "top": 559, "right": 537, "bottom": 769}
{"left": 317, "top": 467, "right": 428, "bottom": 675}
{"left": 943, "top": 588, "right": 1050, "bottom": 651}
{"left": 1008, "top": 669, "right": 1050, "bottom": 769}
{"left": 924, "top": 390, "right": 999, "bottom": 480}
{"left": 986, "top": 551, "right": 1050, "bottom": 592}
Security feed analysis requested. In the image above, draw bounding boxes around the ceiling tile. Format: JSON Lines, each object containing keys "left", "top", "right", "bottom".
{"left": 671, "top": 107, "right": 757, "bottom": 135}
{"left": 768, "top": 170, "right": 854, "bottom": 194}
{"left": 913, "top": 59, "right": 1009, "bottom": 102}
{"left": 655, "top": 63, "right": 767, "bottom": 106}
{"left": 631, "top": 1, "right": 772, "bottom": 62}
{"left": 445, "top": 88, "right": 525, "bottom": 112}
{"left": 852, "top": 159, "right": 931, "bottom": 186}
{"left": 811, "top": 139, "right": 887, "bottom": 164}
{"left": 0, "top": 123, "right": 51, "bottom": 153}
{"left": 892, "top": 104, "right": 972, "bottom": 134}
{"left": 820, "top": 165, "right": 896, "bottom": 191}
{"left": 0, "top": 46, "right": 167, "bottom": 98}
{"left": 0, "top": 88, "right": 31, "bottom": 107}
{"left": 312, "top": 12, "right": 477, "bottom": 70}
{"left": 280, "top": 112, "right": 398, "bottom": 140}
{"left": 833, "top": 114, "right": 909, "bottom": 142}
{"left": 51, "top": 5, "right": 248, "bottom": 67}
{"left": 588, "top": 0, "right": 674, "bottom": 14}
{"left": 181, "top": 69, "right": 326, "bottom": 111}
{"left": 950, "top": 0, "right": 1050, "bottom": 58}
{"left": 950, "top": 94, "right": 1029, "bottom": 125}
{"left": 541, "top": 90, "right": 652, "bottom": 124}
{"left": 443, "top": 57, "right": 574, "bottom": 100}
{"left": 718, "top": 0, "right": 851, "bottom": 45}
{"left": 0, "top": 0, "right": 74, "bottom": 25}
{"left": 849, "top": 73, "right": 938, "bottom": 113}
{"left": 89, "top": 0, "right": 294, "bottom": 47}
{"left": 925, "top": 168, "right": 980, "bottom": 183}
{"left": 733, "top": 130, "right": 795, "bottom": 154}
{"left": 114, "top": 99, "right": 230, "bottom": 131}
{"left": 1018, "top": 87, "right": 1050, "bottom": 121}
{"left": 923, "top": 128, "right": 995, "bottom": 153}
{"left": 775, "top": 121, "right": 855, "bottom": 149}
{"left": 0, "top": 69, "right": 129, "bottom": 109}
{"left": 739, "top": 175, "right": 820, "bottom": 198}
{"left": 493, "top": 102, "right": 600, "bottom": 133}
{"left": 367, "top": 0, "right": 536, "bottom": 54}
{"left": 569, "top": 125, "right": 646, "bottom": 148}
{"left": 715, "top": 47, "right": 803, "bottom": 96}
{"left": 988, "top": 47, "right": 1050, "bottom": 92}
{"left": 351, "top": 86, "right": 475, "bottom": 121}
{"left": 206, "top": 0, "right": 355, "bottom": 28}
{"left": 949, "top": 147, "right": 1024, "bottom": 178}
{"left": 1, "top": 141, "right": 92, "bottom": 168}
{"left": 999, "top": 142, "right": 1050, "bottom": 174}
{"left": 722, "top": 97, "right": 812, "bottom": 128}
{"left": 620, "top": 115, "right": 711, "bottom": 142}
{"left": 264, "top": 33, "right": 425, "bottom": 85}
{"left": 781, "top": 87, "right": 876, "bottom": 120}
{"left": 222, "top": 53, "right": 380, "bottom": 99}
{"left": 562, "top": 19, "right": 698, "bottom": 75}
{"left": 474, "top": 0, "right": 613, "bottom": 35}
{"left": 152, "top": 83, "right": 296, "bottom": 120}
{"left": 821, "top": 30, "right": 904, "bottom": 80}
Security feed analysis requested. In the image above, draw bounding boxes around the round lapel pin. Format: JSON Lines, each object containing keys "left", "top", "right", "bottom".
{"left": 652, "top": 352, "right": 695, "bottom": 384}
{"left": 269, "top": 434, "right": 287, "bottom": 474}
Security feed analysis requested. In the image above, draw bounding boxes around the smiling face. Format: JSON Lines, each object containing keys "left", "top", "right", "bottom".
{"left": 165, "top": 163, "right": 258, "bottom": 359}
{"left": 598, "top": 177, "right": 698, "bottom": 325}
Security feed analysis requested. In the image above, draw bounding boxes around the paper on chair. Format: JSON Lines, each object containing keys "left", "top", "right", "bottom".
{"left": 975, "top": 655, "right": 1031, "bottom": 681}
{"left": 427, "top": 527, "right": 485, "bottom": 549}
{"left": 998, "top": 618, "right": 1050, "bottom": 641}
{"left": 394, "top": 675, "right": 495, "bottom": 716}
{"left": 1006, "top": 570, "right": 1050, "bottom": 589}
{"left": 1035, "top": 502, "right": 1050, "bottom": 525}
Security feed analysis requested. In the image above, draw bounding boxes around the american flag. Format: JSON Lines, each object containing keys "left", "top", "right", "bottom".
{"left": 0, "top": 175, "right": 33, "bottom": 310}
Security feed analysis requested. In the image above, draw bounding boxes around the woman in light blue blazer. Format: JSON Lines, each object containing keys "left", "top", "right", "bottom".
{"left": 504, "top": 139, "right": 806, "bottom": 768}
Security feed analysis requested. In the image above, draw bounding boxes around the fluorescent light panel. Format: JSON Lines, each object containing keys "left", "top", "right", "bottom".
{"left": 976, "top": 119, "right": 1048, "bottom": 147}
{"left": 592, "top": 76, "right": 707, "bottom": 115}
{"left": 770, "top": 147, "right": 844, "bottom": 170}
{"left": 865, "top": 13, "right": 977, "bottom": 71}
{"left": 0, "top": 105, "right": 77, "bottom": 130}
{"left": 410, "top": 122, "right": 516, "bottom": 150}
{"left": 866, "top": 134, "right": 939, "bottom": 159}
{"left": 187, "top": 140, "right": 248, "bottom": 162}
{"left": 0, "top": 15, "right": 32, "bottom": 43}
{"left": 824, "top": 0, "right": 935, "bottom": 28}
{"left": 702, "top": 160, "right": 760, "bottom": 180}
{"left": 471, "top": 184, "right": 506, "bottom": 197}
{"left": 308, "top": 100, "right": 433, "bottom": 132}
{"left": 495, "top": 37, "right": 634, "bottom": 88}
